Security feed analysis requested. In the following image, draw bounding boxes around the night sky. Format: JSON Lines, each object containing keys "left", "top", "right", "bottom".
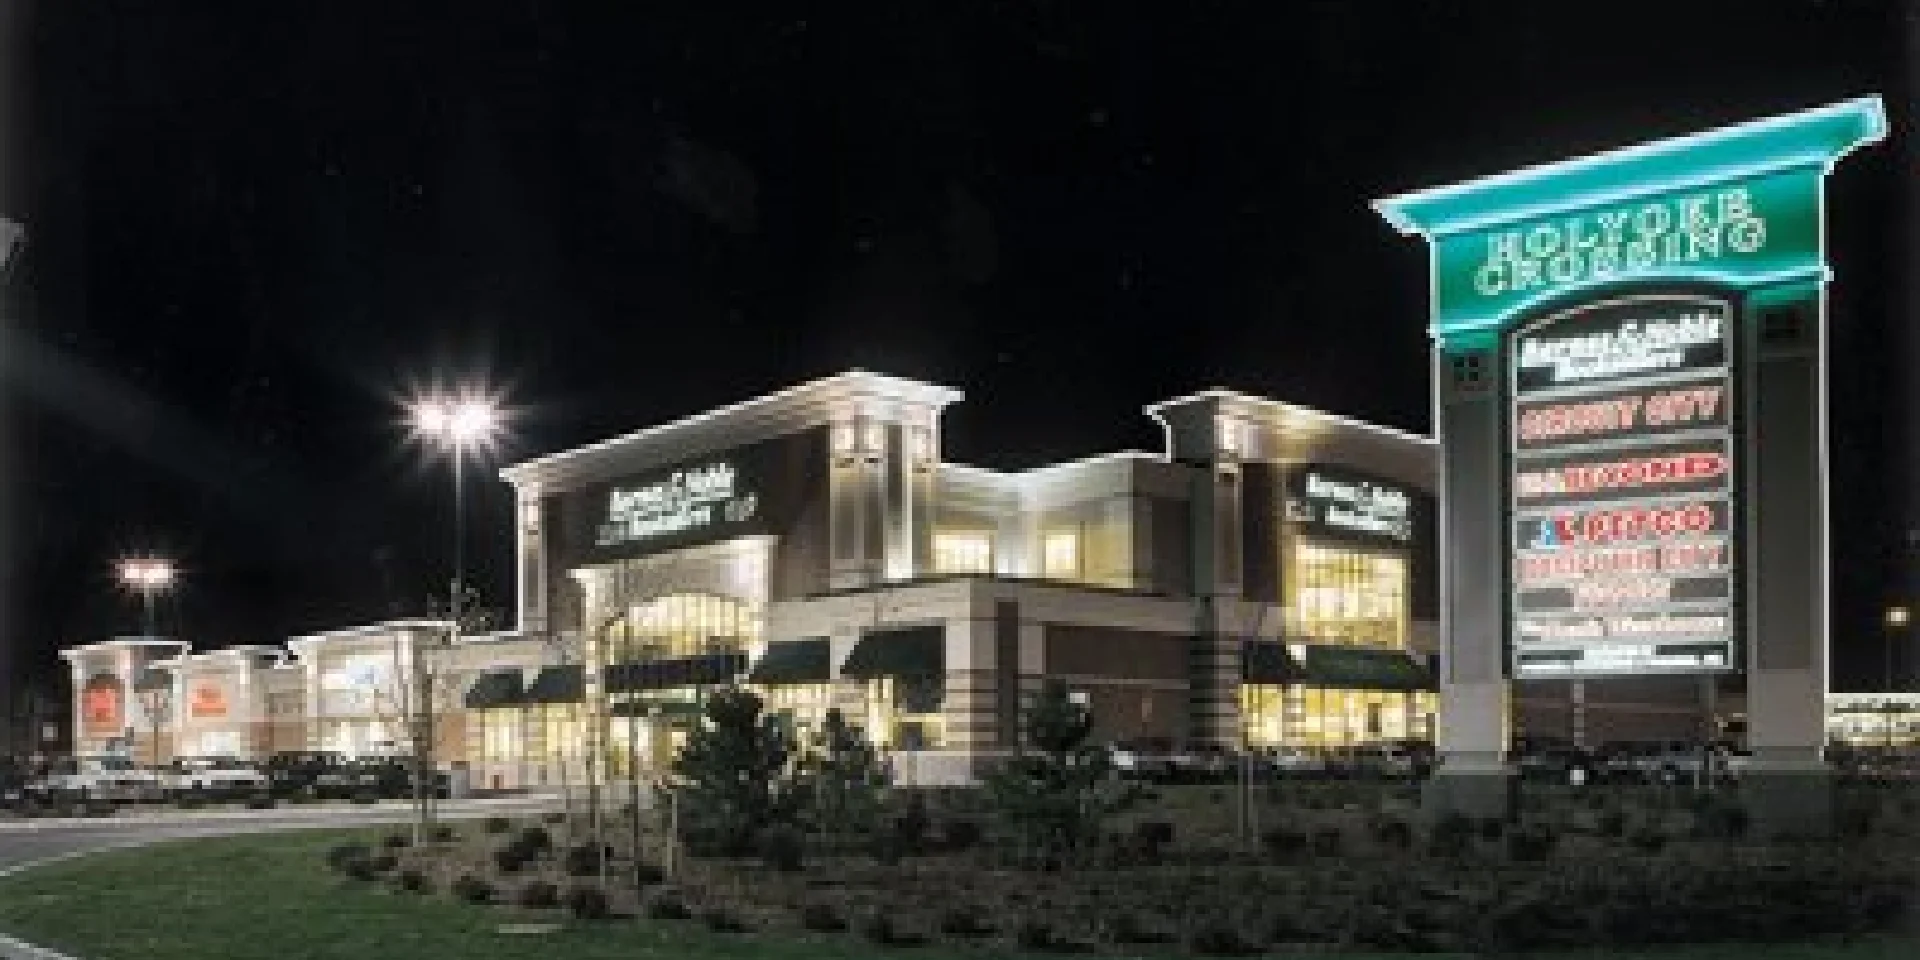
{"left": 0, "top": 2, "right": 1913, "bottom": 700}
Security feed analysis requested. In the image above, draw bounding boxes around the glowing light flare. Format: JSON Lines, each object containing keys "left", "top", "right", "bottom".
{"left": 115, "top": 557, "right": 177, "bottom": 594}
{"left": 407, "top": 393, "right": 505, "bottom": 449}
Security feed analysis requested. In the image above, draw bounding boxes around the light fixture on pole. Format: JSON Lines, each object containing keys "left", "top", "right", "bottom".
{"left": 1883, "top": 605, "right": 1911, "bottom": 749}
{"left": 408, "top": 393, "right": 503, "bottom": 635}
{"left": 115, "top": 556, "right": 177, "bottom": 638}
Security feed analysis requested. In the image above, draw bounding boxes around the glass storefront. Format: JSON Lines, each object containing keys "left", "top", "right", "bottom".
{"left": 603, "top": 592, "right": 761, "bottom": 659}
{"left": 1241, "top": 685, "right": 1435, "bottom": 749}
{"left": 862, "top": 676, "right": 946, "bottom": 750}
{"left": 1286, "top": 541, "right": 1407, "bottom": 648}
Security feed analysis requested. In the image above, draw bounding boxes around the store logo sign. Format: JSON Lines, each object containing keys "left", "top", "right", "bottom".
{"left": 598, "top": 462, "right": 759, "bottom": 547}
{"left": 1516, "top": 312, "right": 1724, "bottom": 385}
{"left": 1472, "top": 188, "right": 1767, "bottom": 299}
{"left": 1296, "top": 471, "right": 1413, "bottom": 542}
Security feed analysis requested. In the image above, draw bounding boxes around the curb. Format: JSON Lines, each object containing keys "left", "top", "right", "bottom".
{"left": 0, "top": 795, "right": 558, "bottom": 832}
{"left": 0, "top": 932, "right": 81, "bottom": 960}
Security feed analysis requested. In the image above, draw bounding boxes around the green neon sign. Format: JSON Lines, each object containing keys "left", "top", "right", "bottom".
{"left": 1374, "top": 97, "right": 1886, "bottom": 353}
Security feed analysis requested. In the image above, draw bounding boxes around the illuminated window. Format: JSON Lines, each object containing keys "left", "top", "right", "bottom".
{"left": 933, "top": 531, "right": 993, "bottom": 575}
{"left": 603, "top": 592, "right": 761, "bottom": 661}
{"left": 1042, "top": 531, "right": 1080, "bottom": 579}
{"left": 1285, "top": 542, "right": 1407, "bottom": 648}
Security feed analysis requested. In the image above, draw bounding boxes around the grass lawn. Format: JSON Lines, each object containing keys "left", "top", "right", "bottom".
{"left": 0, "top": 828, "right": 1914, "bottom": 960}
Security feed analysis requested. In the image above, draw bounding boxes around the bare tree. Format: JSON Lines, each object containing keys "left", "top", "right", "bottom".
{"left": 133, "top": 671, "right": 173, "bottom": 770}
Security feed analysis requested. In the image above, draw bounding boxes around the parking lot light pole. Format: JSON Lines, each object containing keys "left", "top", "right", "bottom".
{"left": 1887, "top": 606, "right": 1911, "bottom": 750}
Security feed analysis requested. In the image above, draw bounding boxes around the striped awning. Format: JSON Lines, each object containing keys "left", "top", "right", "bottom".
{"left": 604, "top": 653, "right": 747, "bottom": 692}
{"left": 839, "top": 626, "right": 944, "bottom": 679}
{"left": 463, "top": 669, "right": 525, "bottom": 709}
{"left": 746, "top": 639, "right": 831, "bottom": 685}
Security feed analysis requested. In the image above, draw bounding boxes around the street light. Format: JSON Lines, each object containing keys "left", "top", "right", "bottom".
{"left": 1884, "top": 605, "right": 1912, "bottom": 750}
{"left": 115, "top": 556, "right": 176, "bottom": 638}
{"left": 408, "top": 393, "right": 504, "bottom": 633}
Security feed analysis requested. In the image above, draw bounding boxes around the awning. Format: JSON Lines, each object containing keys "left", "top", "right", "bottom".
{"left": 604, "top": 653, "right": 747, "bottom": 692}
{"left": 1242, "top": 640, "right": 1305, "bottom": 684}
{"left": 524, "top": 664, "right": 585, "bottom": 704}
{"left": 1297, "top": 644, "right": 1435, "bottom": 692}
{"left": 464, "top": 669, "right": 525, "bottom": 709}
{"left": 609, "top": 698, "right": 704, "bottom": 720}
{"left": 839, "top": 625, "right": 944, "bottom": 679}
{"left": 746, "top": 639, "right": 832, "bottom": 685}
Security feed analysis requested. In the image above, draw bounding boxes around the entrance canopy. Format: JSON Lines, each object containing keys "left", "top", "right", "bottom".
{"left": 840, "top": 626, "right": 944, "bottom": 679}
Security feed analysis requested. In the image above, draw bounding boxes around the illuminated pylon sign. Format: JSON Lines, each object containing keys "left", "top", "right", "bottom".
{"left": 1372, "top": 97, "right": 1885, "bottom": 831}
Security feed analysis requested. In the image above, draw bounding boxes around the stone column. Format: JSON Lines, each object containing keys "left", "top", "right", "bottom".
{"left": 1426, "top": 346, "right": 1513, "bottom": 820}
{"left": 1741, "top": 293, "right": 1832, "bottom": 836}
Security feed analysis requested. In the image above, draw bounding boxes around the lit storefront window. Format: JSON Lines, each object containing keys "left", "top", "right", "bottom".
{"left": 1286, "top": 542, "right": 1408, "bottom": 648}
{"left": 1241, "top": 685, "right": 1435, "bottom": 749}
{"left": 605, "top": 592, "right": 761, "bottom": 660}
{"left": 477, "top": 710, "right": 519, "bottom": 763}
{"left": 862, "top": 676, "right": 945, "bottom": 750}
{"left": 762, "top": 683, "right": 833, "bottom": 742}
{"left": 1042, "top": 531, "right": 1080, "bottom": 579}
{"left": 933, "top": 532, "right": 993, "bottom": 575}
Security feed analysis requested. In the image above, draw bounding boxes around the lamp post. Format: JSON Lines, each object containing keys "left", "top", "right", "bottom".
{"left": 1888, "top": 606, "right": 1912, "bottom": 750}
{"left": 407, "top": 392, "right": 502, "bottom": 838}
{"left": 116, "top": 557, "right": 176, "bottom": 638}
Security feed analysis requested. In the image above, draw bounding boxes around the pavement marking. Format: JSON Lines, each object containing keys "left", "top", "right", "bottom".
{"left": 0, "top": 931, "right": 83, "bottom": 960}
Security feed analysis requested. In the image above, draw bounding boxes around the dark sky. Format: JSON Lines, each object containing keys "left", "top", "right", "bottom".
{"left": 1, "top": 1, "right": 1913, "bottom": 695}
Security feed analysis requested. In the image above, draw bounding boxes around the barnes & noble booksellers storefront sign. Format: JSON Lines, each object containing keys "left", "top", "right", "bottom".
{"left": 1375, "top": 97, "right": 1884, "bottom": 683}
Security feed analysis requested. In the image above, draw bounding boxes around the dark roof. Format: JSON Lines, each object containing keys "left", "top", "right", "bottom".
{"left": 840, "top": 626, "right": 944, "bottom": 679}
{"left": 746, "top": 639, "right": 832, "bottom": 685}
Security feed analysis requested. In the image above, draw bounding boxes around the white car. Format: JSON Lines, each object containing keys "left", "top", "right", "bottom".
{"left": 1110, "top": 739, "right": 1176, "bottom": 781}
{"left": 164, "top": 757, "right": 270, "bottom": 799}
{"left": 1262, "top": 747, "right": 1330, "bottom": 777}
{"left": 27, "top": 755, "right": 166, "bottom": 805}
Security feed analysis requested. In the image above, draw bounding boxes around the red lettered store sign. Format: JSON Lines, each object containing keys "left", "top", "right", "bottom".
{"left": 1508, "top": 293, "right": 1738, "bottom": 678}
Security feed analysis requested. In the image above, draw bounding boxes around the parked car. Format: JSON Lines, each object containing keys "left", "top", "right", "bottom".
{"left": 163, "top": 757, "right": 270, "bottom": 800}
{"left": 1110, "top": 738, "right": 1177, "bottom": 781}
{"left": 1514, "top": 740, "right": 1593, "bottom": 782}
{"left": 1177, "top": 743, "right": 1237, "bottom": 782}
{"left": 264, "top": 751, "right": 346, "bottom": 797}
{"left": 22, "top": 755, "right": 166, "bottom": 806}
{"left": 1261, "top": 746, "right": 1330, "bottom": 778}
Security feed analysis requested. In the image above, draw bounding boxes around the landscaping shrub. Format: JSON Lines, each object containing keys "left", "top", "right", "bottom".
{"left": 342, "top": 857, "right": 381, "bottom": 882}
{"left": 367, "top": 853, "right": 399, "bottom": 874}
{"left": 174, "top": 793, "right": 205, "bottom": 810}
{"left": 1628, "top": 827, "right": 1667, "bottom": 853}
{"left": 1134, "top": 820, "right": 1175, "bottom": 850}
{"left": 643, "top": 890, "right": 693, "bottom": 921}
{"left": 493, "top": 844, "right": 528, "bottom": 874}
{"left": 515, "top": 825, "right": 553, "bottom": 854}
{"left": 941, "top": 818, "right": 983, "bottom": 851}
{"left": 1190, "top": 917, "right": 1258, "bottom": 956}
{"left": 244, "top": 794, "right": 275, "bottom": 810}
{"left": 1310, "top": 825, "right": 1343, "bottom": 856}
{"left": 1694, "top": 801, "right": 1750, "bottom": 840}
{"left": 799, "top": 902, "right": 847, "bottom": 932}
{"left": 892, "top": 792, "right": 932, "bottom": 855}
{"left": 541, "top": 810, "right": 565, "bottom": 825}
{"left": 1015, "top": 917, "right": 1057, "bottom": 952}
{"left": 324, "top": 843, "right": 371, "bottom": 873}
{"left": 1506, "top": 823, "right": 1557, "bottom": 862}
{"left": 1597, "top": 808, "right": 1627, "bottom": 837}
{"left": 451, "top": 875, "right": 494, "bottom": 904}
{"left": 563, "top": 842, "right": 605, "bottom": 878}
{"left": 395, "top": 869, "right": 430, "bottom": 893}
{"left": 1428, "top": 813, "right": 1475, "bottom": 858}
{"left": 936, "top": 904, "right": 995, "bottom": 939}
{"left": 349, "top": 790, "right": 379, "bottom": 805}
{"left": 632, "top": 862, "right": 666, "bottom": 888}
{"left": 1478, "top": 817, "right": 1506, "bottom": 841}
{"left": 672, "top": 687, "right": 802, "bottom": 857}
{"left": 1370, "top": 816, "right": 1413, "bottom": 849}
{"left": 868, "top": 831, "right": 904, "bottom": 866}
{"left": 483, "top": 815, "right": 511, "bottom": 834}
{"left": 1105, "top": 912, "right": 1173, "bottom": 945}
{"left": 429, "top": 824, "right": 457, "bottom": 843}
{"left": 1260, "top": 826, "right": 1306, "bottom": 860}
{"left": 565, "top": 885, "right": 611, "bottom": 920}
{"left": 516, "top": 881, "right": 559, "bottom": 908}
{"left": 381, "top": 833, "right": 410, "bottom": 849}
{"left": 703, "top": 906, "right": 751, "bottom": 933}
{"left": 758, "top": 823, "right": 805, "bottom": 872}
{"left": 1838, "top": 803, "right": 1876, "bottom": 838}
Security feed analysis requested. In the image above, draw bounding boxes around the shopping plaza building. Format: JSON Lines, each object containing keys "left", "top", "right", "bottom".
{"left": 64, "top": 370, "right": 1786, "bottom": 786}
